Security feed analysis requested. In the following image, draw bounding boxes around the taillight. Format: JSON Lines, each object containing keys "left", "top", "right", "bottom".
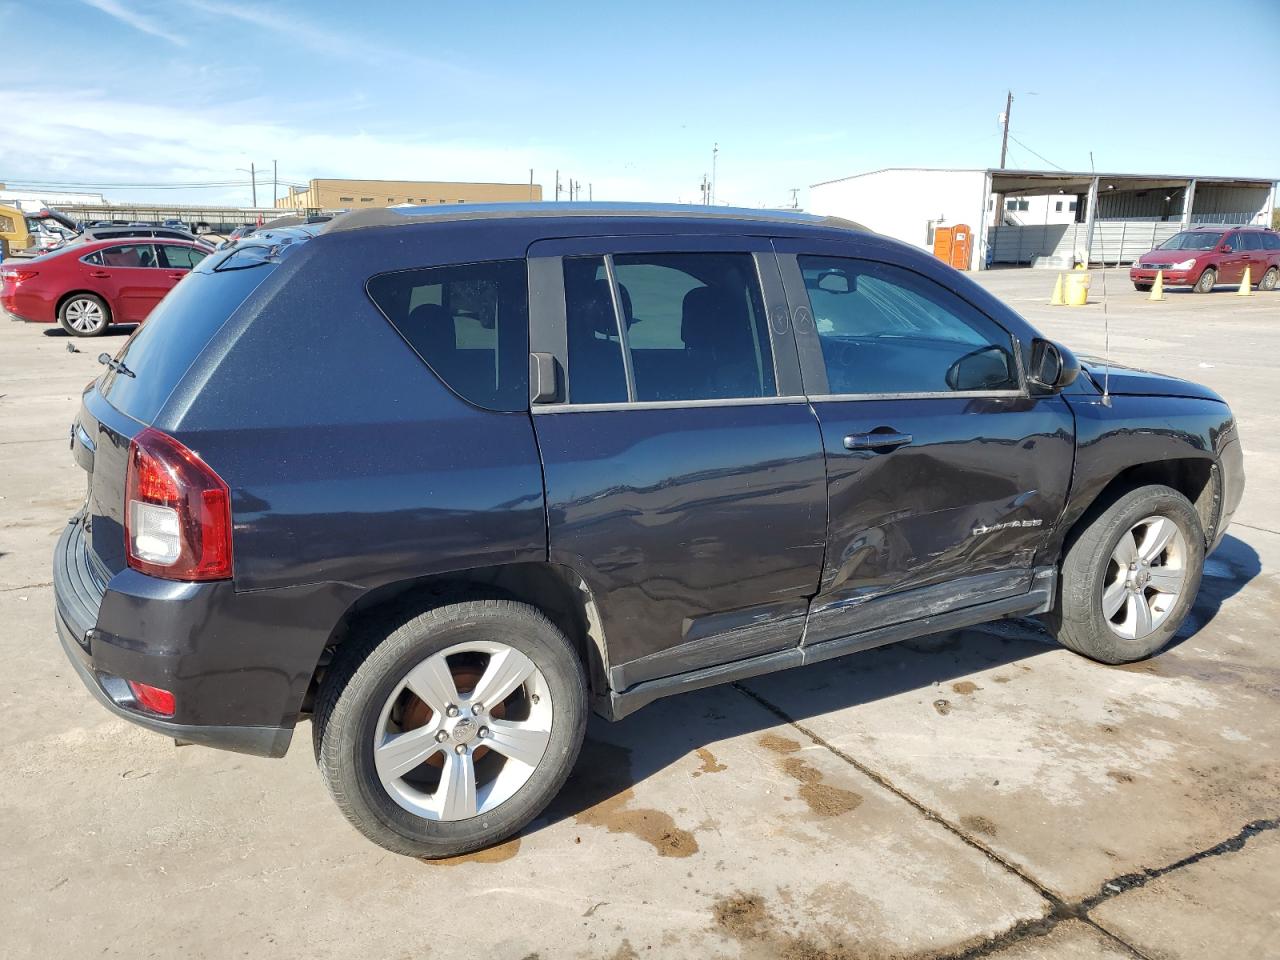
{"left": 2, "top": 269, "right": 38, "bottom": 283}
{"left": 127, "top": 680, "right": 176, "bottom": 717}
{"left": 124, "top": 427, "right": 232, "bottom": 581}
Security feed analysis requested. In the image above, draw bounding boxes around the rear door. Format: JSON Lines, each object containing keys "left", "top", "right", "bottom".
{"left": 527, "top": 235, "right": 827, "bottom": 690}
{"left": 158, "top": 243, "right": 207, "bottom": 285}
{"left": 1236, "top": 231, "right": 1265, "bottom": 284}
{"left": 774, "top": 238, "right": 1075, "bottom": 644}
{"left": 96, "top": 243, "right": 166, "bottom": 321}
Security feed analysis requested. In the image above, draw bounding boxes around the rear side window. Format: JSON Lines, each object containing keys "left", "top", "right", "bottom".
{"left": 159, "top": 245, "right": 206, "bottom": 269}
{"left": 1238, "top": 232, "right": 1263, "bottom": 251}
{"left": 100, "top": 243, "right": 157, "bottom": 268}
{"left": 1264, "top": 233, "right": 1280, "bottom": 251}
{"left": 366, "top": 259, "right": 529, "bottom": 412}
{"left": 562, "top": 252, "right": 776, "bottom": 403}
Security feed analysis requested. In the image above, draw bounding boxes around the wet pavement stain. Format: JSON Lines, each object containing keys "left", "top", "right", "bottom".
{"left": 951, "top": 681, "right": 980, "bottom": 695}
{"left": 758, "top": 732, "right": 802, "bottom": 755}
{"left": 560, "top": 739, "right": 699, "bottom": 858}
{"left": 992, "top": 675, "right": 1012, "bottom": 683}
{"left": 692, "top": 747, "right": 727, "bottom": 777}
{"left": 780, "top": 756, "right": 863, "bottom": 817}
{"left": 711, "top": 891, "right": 868, "bottom": 960}
{"left": 960, "top": 815, "right": 998, "bottom": 838}
{"left": 1107, "top": 770, "right": 1135, "bottom": 784}
{"left": 428, "top": 836, "right": 521, "bottom": 866}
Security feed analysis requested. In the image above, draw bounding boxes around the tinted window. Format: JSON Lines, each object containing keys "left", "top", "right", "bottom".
{"left": 366, "top": 259, "right": 529, "bottom": 412}
{"left": 102, "top": 264, "right": 274, "bottom": 423}
{"left": 799, "top": 256, "right": 1019, "bottom": 395}
{"left": 81, "top": 251, "right": 103, "bottom": 266}
{"left": 562, "top": 252, "right": 776, "bottom": 404}
{"left": 1263, "top": 233, "right": 1280, "bottom": 251}
{"left": 563, "top": 256, "right": 628, "bottom": 404}
{"left": 1238, "top": 232, "right": 1263, "bottom": 251}
{"left": 99, "top": 243, "right": 158, "bottom": 268}
{"left": 160, "top": 245, "right": 206, "bottom": 269}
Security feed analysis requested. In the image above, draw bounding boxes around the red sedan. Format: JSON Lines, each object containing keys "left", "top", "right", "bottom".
{"left": 1, "top": 238, "right": 210, "bottom": 336}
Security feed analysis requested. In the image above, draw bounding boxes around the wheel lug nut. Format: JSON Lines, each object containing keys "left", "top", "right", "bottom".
{"left": 445, "top": 705, "right": 459, "bottom": 718}
{"left": 435, "top": 730, "right": 449, "bottom": 743}
{"left": 478, "top": 726, "right": 489, "bottom": 739}
{"left": 472, "top": 702, "right": 483, "bottom": 715}
{"left": 454, "top": 744, "right": 467, "bottom": 755}
{"left": 530, "top": 694, "right": 540, "bottom": 705}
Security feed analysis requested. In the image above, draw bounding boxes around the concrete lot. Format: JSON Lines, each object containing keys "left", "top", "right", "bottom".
{"left": 2, "top": 269, "right": 1276, "bottom": 959}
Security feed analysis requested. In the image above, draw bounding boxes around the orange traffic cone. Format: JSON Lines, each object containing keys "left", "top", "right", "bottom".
{"left": 1149, "top": 270, "right": 1165, "bottom": 301}
{"left": 1237, "top": 265, "right": 1253, "bottom": 297}
{"left": 1050, "top": 273, "right": 1065, "bottom": 306}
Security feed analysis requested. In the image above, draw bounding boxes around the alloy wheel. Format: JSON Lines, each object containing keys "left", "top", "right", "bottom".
{"left": 64, "top": 298, "right": 105, "bottom": 333}
{"left": 372, "top": 640, "right": 553, "bottom": 822}
{"left": 1101, "top": 515, "right": 1188, "bottom": 641}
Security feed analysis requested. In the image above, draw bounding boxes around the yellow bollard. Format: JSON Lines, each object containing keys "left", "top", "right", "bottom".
{"left": 1149, "top": 269, "right": 1165, "bottom": 301}
{"left": 1237, "top": 265, "right": 1253, "bottom": 297}
{"left": 1065, "top": 271, "right": 1090, "bottom": 306}
{"left": 1050, "top": 273, "right": 1065, "bottom": 306}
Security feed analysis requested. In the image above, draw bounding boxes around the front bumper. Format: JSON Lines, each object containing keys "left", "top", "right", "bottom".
{"left": 1130, "top": 267, "right": 1193, "bottom": 286}
{"left": 53, "top": 517, "right": 294, "bottom": 757}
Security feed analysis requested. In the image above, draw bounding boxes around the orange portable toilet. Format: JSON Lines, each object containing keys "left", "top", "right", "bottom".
{"left": 933, "top": 224, "right": 973, "bottom": 271}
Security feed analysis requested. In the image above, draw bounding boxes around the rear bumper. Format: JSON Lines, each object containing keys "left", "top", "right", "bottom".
{"left": 53, "top": 517, "right": 294, "bottom": 758}
{"left": 1, "top": 288, "right": 56, "bottom": 322}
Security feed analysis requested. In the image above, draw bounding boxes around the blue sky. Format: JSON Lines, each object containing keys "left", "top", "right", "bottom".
{"left": 2, "top": 0, "right": 1277, "bottom": 208}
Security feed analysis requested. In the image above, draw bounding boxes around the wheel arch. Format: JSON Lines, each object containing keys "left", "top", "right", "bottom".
{"left": 302, "top": 561, "right": 611, "bottom": 717}
{"left": 56, "top": 289, "right": 112, "bottom": 321}
{"left": 1056, "top": 456, "right": 1219, "bottom": 562}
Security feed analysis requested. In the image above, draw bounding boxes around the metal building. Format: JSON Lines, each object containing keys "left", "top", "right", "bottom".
{"left": 810, "top": 167, "right": 1278, "bottom": 271}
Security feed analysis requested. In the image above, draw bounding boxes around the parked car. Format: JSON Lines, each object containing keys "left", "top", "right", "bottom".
{"left": 2, "top": 237, "right": 209, "bottom": 335}
{"left": 68, "top": 225, "right": 211, "bottom": 250}
{"left": 161, "top": 218, "right": 188, "bottom": 230}
{"left": 1131, "top": 226, "right": 1280, "bottom": 293}
{"left": 53, "top": 204, "right": 1244, "bottom": 858}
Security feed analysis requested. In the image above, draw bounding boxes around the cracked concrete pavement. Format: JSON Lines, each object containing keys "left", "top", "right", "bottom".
{"left": 1, "top": 269, "right": 1276, "bottom": 959}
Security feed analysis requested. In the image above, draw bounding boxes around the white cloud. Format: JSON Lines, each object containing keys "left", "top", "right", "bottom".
{"left": 0, "top": 87, "right": 554, "bottom": 205}
{"left": 79, "top": 0, "right": 186, "bottom": 47}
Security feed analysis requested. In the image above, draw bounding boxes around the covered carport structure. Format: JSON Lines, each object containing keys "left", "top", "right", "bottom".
{"left": 981, "top": 169, "right": 1277, "bottom": 269}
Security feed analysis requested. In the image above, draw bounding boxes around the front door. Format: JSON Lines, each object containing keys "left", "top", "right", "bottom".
{"left": 97, "top": 243, "right": 167, "bottom": 321}
{"left": 1217, "top": 231, "right": 1248, "bottom": 284}
{"left": 527, "top": 235, "right": 827, "bottom": 691}
{"left": 774, "top": 240, "right": 1075, "bottom": 645}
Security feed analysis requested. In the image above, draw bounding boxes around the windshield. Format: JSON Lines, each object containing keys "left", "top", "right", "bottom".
{"left": 1158, "top": 231, "right": 1223, "bottom": 251}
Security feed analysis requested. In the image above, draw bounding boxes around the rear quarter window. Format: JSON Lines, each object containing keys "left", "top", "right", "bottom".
{"left": 366, "top": 259, "right": 529, "bottom": 412}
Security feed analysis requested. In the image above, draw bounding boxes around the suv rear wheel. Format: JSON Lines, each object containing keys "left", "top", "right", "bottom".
{"left": 314, "top": 599, "right": 588, "bottom": 858}
{"left": 1048, "top": 484, "right": 1204, "bottom": 664}
{"left": 1260, "top": 266, "right": 1279, "bottom": 292}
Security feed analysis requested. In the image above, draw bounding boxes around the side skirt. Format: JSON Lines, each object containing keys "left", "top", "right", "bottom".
{"left": 604, "top": 568, "right": 1056, "bottom": 721}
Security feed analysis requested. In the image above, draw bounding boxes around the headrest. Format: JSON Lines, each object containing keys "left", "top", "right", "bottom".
{"left": 681, "top": 285, "right": 740, "bottom": 351}
{"left": 407, "top": 303, "right": 455, "bottom": 353}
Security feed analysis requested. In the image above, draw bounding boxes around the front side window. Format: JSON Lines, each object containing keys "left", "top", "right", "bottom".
{"left": 562, "top": 252, "right": 776, "bottom": 403}
{"left": 1238, "top": 232, "right": 1263, "bottom": 251}
{"left": 366, "top": 259, "right": 529, "bottom": 412}
{"left": 799, "top": 256, "right": 1019, "bottom": 395}
{"left": 160, "top": 245, "right": 207, "bottom": 270}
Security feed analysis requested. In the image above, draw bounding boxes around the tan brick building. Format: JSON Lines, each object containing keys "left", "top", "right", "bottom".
{"left": 277, "top": 178, "right": 542, "bottom": 210}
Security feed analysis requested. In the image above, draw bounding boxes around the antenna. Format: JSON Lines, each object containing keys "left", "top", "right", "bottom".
{"left": 1089, "top": 151, "right": 1112, "bottom": 406}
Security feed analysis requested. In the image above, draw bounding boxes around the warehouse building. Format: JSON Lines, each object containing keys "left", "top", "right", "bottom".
{"left": 276, "top": 178, "right": 542, "bottom": 210}
{"left": 810, "top": 167, "right": 1278, "bottom": 270}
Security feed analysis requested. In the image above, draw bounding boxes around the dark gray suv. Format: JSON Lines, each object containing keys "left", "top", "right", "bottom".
{"left": 53, "top": 203, "right": 1244, "bottom": 857}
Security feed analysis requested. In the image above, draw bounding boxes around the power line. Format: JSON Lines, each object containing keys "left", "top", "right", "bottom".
{"left": 1005, "top": 133, "right": 1065, "bottom": 171}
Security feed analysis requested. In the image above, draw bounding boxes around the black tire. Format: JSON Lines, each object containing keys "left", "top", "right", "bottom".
{"left": 1046, "top": 484, "right": 1204, "bottom": 664}
{"left": 1260, "top": 266, "right": 1279, "bottom": 292}
{"left": 313, "top": 598, "right": 588, "bottom": 858}
{"left": 1193, "top": 267, "right": 1217, "bottom": 294}
{"left": 57, "top": 293, "right": 111, "bottom": 336}
{"left": 1134, "top": 283, "right": 1151, "bottom": 292}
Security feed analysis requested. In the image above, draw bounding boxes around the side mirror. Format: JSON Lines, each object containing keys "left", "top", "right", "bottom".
{"left": 1028, "top": 339, "right": 1080, "bottom": 391}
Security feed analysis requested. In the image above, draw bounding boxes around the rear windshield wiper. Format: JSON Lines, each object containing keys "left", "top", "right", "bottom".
{"left": 98, "top": 352, "right": 137, "bottom": 378}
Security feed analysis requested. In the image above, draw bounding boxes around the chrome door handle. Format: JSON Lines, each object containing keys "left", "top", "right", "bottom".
{"left": 844, "top": 431, "right": 913, "bottom": 451}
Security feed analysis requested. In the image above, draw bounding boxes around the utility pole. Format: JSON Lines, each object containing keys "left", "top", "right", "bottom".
{"left": 999, "top": 90, "right": 1012, "bottom": 170}
{"left": 789, "top": 188, "right": 799, "bottom": 210}
{"left": 272, "top": 160, "right": 278, "bottom": 208}
{"left": 711, "top": 143, "right": 718, "bottom": 206}
{"left": 529, "top": 168, "right": 534, "bottom": 201}
{"left": 250, "top": 161, "right": 257, "bottom": 207}
{"left": 588, "top": 183, "right": 592, "bottom": 202}
{"left": 555, "top": 169, "right": 560, "bottom": 201}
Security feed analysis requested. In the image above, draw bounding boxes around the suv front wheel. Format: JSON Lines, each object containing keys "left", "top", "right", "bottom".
{"left": 314, "top": 599, "right": 588, "bottom": 858}
{"left": 1048, "top": 484, "right": 1204, "bottom": 663}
